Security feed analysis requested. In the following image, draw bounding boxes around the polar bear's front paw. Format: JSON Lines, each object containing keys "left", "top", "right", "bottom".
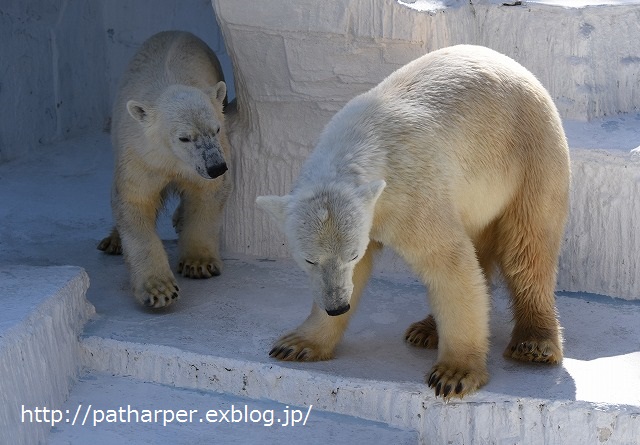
{"left": 405, "top": 314, "right": 439, "bottom": 348}
{"left": 427, "top": 361, "right": 489, "bottom": 400}
{"left": 135, "top": 276, "right": 180, "bottom": 309}
{"left": 269, "top": 332, "right": 334, "bottom": 362}
{"left": 178, "top": 256, "right": 222, "bottom": 278}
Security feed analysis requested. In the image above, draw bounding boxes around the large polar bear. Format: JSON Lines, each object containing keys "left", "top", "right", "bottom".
{"left": 257, "top": 45, "right": 570, "bottom": 399}
{"left": 98, "top": 31, "right": 231, "bottom": 309}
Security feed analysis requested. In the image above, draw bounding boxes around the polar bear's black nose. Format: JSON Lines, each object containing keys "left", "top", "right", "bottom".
{"left": 207, "top": 163, "right": 228, "bottom": 179}
{"left": 326, "top": 304, "right": 350, "bottom": 317}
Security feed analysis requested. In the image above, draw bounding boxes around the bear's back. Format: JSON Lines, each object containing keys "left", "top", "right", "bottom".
{"left": 115, "top": 31, "right": 223, "bottom": 107}
{"left": 374, "top": 45, "right": 555, "bottom": 132}
{"left": 346, "top": 44, "right": 568, "bottom": 175}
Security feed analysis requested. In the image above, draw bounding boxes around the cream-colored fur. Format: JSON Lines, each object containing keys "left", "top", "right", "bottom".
{"left": 98, "top": 31, "right": 232, "bottom": 308}
{"left": 257, "top": 45, "right": 570, "bottom": 399}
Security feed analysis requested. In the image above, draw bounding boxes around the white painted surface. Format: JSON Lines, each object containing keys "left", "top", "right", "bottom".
{"left": 48, "top": 372, "right": 417, "bottom": 444}
{"left": 560, "top": 146, "right": 640, "bottom": 300}
{"left": 0, "top": 267, "right": 93, "bottom": 445}
{"left": 77, "top": 329, "right": 640, "bottom": 444}
{"left": 0, "top": 132, "right": 637, "bottom": 443}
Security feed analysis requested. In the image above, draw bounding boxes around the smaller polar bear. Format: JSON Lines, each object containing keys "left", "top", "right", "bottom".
{"left": 257, "top": 45, "right": 570, "bottom": 399}
{"left": 98, "top": 31, "right": 231, "bottom": 309}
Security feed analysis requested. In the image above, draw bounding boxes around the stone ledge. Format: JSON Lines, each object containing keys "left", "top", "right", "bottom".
{"left": 0, "top": 266, "right": 94, "bottom": 445}
{"left": 48, "top": 372, "right": 418, "bottom": 444}
{"left": 81, "top": 335, "right": 640, "bottom": 444}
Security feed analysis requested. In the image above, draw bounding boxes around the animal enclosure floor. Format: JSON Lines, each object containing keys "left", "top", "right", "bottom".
{"left": 1, "top": 128, "right": 639, "bottom": 443}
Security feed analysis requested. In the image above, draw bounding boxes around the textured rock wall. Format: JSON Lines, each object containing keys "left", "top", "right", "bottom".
{"left": 0, "top": 1, "right": 108, "bottom": 162}
{"left": 213, "top": 0, "right": 640, "bottom": 300}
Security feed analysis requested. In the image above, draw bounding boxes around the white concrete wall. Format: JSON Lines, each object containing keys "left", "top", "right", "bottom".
{"left": 0, "top": 1, "right": 108, "bottom": 162}
{"left": 213, "top": 0, "right": 640, "bottom": 300}
{"left": 215, "top": 0, "right": 640, "bottom": 257}
{"left": 0, "top": 0, "right": 233, "bottom": 163}
{"left": 560, "top": 148, "right": 640, "bottom": 300}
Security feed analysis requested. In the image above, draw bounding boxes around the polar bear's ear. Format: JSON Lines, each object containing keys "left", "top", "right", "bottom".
{"left": 357, "top": 180, "right": 386, "bottom": 206}
{"left": 256, "top": 195, "right": 290, "bottom": 230}
{"left": 126, "top": 100, "right": 153, "bottom": 125}
{"left": 210, "top": 81, "right": 227, "bottom": 105}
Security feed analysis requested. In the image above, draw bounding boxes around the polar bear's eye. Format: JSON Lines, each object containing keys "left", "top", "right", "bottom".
{"left": 179, "top": 136, "right": 191, "bottom": 143}
{"left": 215, "top": 127, "right": 220, "bottom": 134}
{"left": 305, "top": 259, "right": 317, "bottom": 265}
{"left": 350, "top": 255, "right": 359, "bottom": 262}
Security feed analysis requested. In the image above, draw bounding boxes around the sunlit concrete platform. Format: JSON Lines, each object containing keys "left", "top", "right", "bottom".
{"left": 47, "top": 372, "right": 417, "bottom": 444}
{"left": 0, "top": 128, "right": 638, "bottom": 444}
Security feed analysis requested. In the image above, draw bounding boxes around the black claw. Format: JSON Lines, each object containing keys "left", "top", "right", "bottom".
{"left": 428, "top": 371, "right": 438, "bottom": 387}
{"left": 443, "top": 384, "right": 452, "bottom": 398}
{"left": 171, "top": 292, "right": 178, "bottom": 300}
{"left": 175, "top": 285, "right": 180, "bottom": 291}
{"left": 435, "top": 382, "right": 442, "bottom": 397}
{"left": 282, "top": 348, "right": 294, "bottom": 359}
{"left": 297, "top": 351, "right": 307, "bottom": 360}
{"left": 455, "top": 382, "right": 463, "bottom": 394}
{"left": 269, "top": 347, "right": 277, "bottom": 356}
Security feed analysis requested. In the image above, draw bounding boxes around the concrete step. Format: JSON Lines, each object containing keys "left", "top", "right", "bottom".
{"left": 47, "top": 372, "right": 417, "bottom": 444}
{"left": 76, "top": 253, "right": 640, "bottom": 444}
{"left": 0, "top": 267, "right": 93, "bottom": 445}
{"left": 2, "top": 257, "right": 638, "bottom": 444}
